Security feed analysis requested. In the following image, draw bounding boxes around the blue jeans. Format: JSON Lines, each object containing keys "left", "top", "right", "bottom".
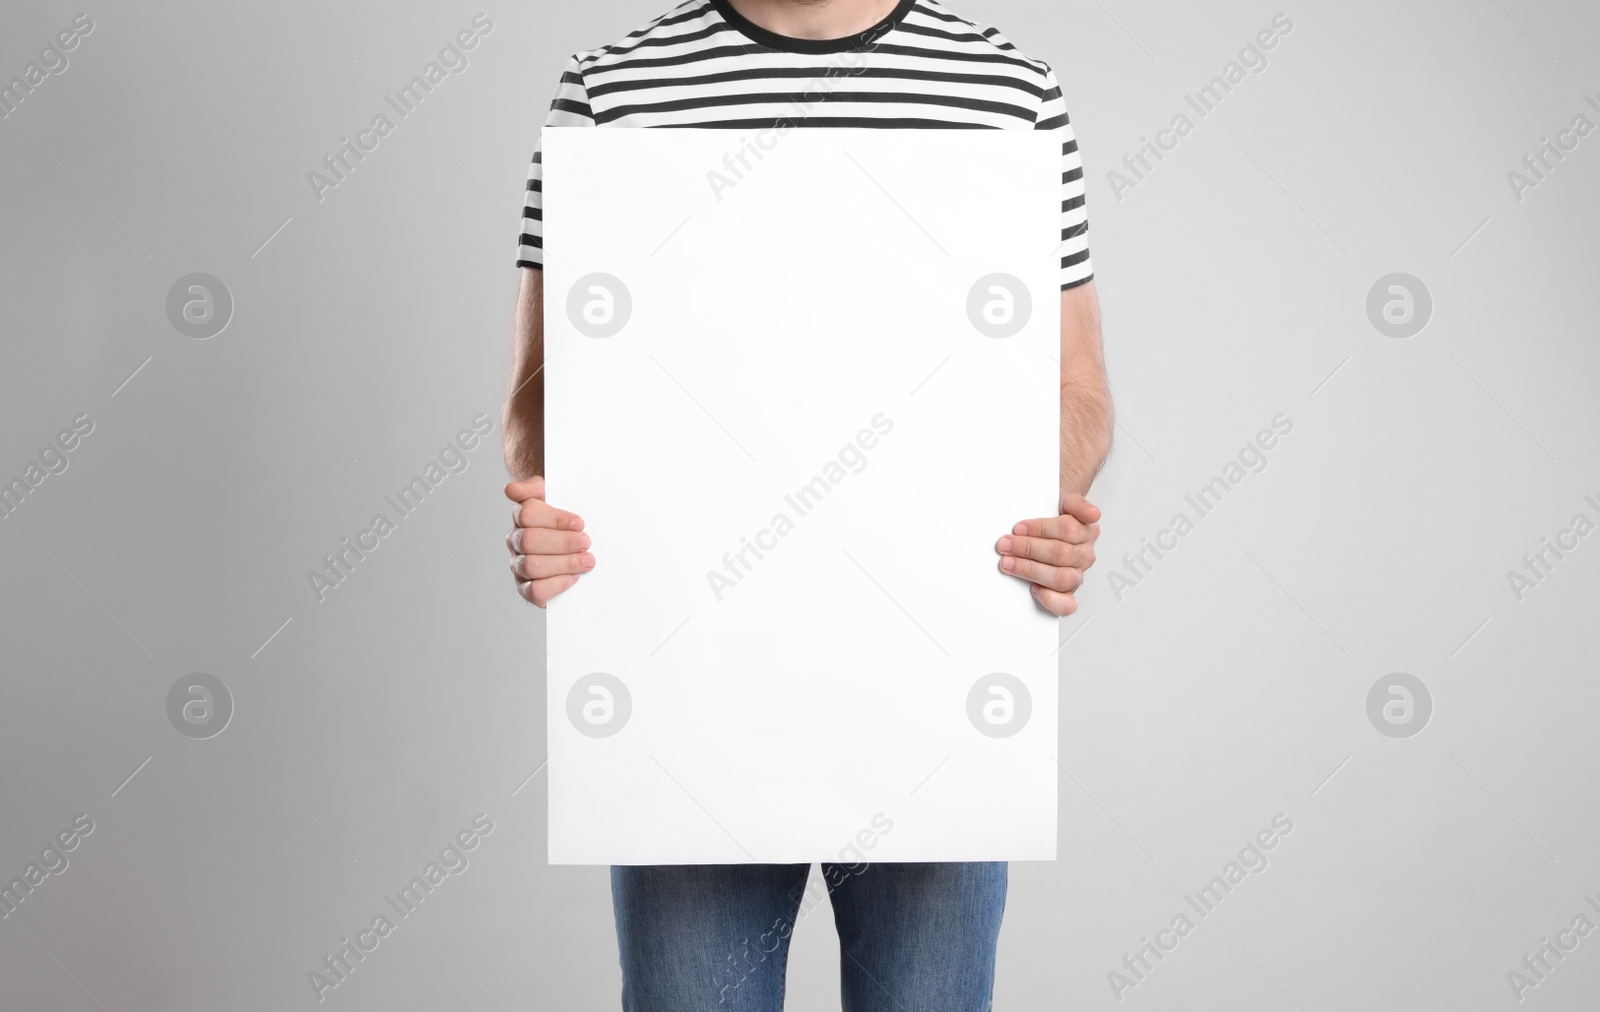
{"left": 611, "top": 861, "right": 1007, "bottom": 1011}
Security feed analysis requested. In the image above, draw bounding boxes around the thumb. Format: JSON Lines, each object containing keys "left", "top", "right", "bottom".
{"left": 1060, "top": 492, "right": 1100, "bottom": 523}
{"left": 505, "top": 475, "right": 546, "bottom": 502}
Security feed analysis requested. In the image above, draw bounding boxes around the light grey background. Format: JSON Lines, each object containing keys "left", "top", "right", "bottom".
{"left": 1, "top": 0, "right": 1596, "bottom": 1009}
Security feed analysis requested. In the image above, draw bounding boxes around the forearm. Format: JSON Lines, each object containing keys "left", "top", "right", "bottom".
{"left": 502, "top": 268, "right": 546, "bottom": 480}
{"left": 1061, "top": 375, "right": 1112, "bottom": 498}
{"left": 1058, "top": 283, "right": 1112, "bottom": 498}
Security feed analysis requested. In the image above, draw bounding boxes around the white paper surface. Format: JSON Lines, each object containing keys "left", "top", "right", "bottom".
{"left": 544, "top": 128, "right": 1061, "bottom": 865}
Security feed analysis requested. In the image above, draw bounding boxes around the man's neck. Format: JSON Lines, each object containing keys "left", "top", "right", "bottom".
{"left": 722, "top": 0, "right": 902, "bottom": 41}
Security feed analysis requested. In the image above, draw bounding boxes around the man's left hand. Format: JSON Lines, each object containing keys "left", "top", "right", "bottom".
{"left": 996, "top": 493, "right": 1101, "bottom": 616}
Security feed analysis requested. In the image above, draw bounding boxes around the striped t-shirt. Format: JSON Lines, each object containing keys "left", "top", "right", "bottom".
{"left": 518, "top": 0, "right": 1092, "bottom": 290}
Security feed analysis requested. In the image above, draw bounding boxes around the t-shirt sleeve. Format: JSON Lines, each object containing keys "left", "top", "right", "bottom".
{"left": 518, "top": 55, "right": 595, "bottom": 270}
{"left": 1037, "top": 66, "right": 1093, "bottom": 290}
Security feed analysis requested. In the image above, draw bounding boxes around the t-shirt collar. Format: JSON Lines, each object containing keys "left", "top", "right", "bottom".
{"left": 709, "top": 0, "right": 915, "bottom": 54}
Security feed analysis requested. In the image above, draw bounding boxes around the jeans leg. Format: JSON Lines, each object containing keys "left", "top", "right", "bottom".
{"left": 825, "top": 861, "right": 1008, "bottom": 1012}
{"left": 611, "top": 863, "right": 811, "bottom": 1012}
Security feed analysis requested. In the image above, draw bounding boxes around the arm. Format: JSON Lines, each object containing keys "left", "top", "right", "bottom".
{"left": 995, "top": 281, "right": 1112, "bottom": 616}
{"left": 1057, "top": 281, "right": 1113, "bottom": 497}
{"left": 502, "top": 267, "right": 546, "bottom": 480}
{"left": 502, "top": 56, "right": 601, "bottom": 607}
{"left": 502, "top": 267, "right": 593, "bottom": 607}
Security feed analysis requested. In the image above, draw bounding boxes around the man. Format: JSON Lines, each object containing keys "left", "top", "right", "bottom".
{"left": 501, "top": 1, "right": 1111, "bottom": 1007}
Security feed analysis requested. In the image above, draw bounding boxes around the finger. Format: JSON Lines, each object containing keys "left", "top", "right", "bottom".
{"left": 996, "top": 533, "right": 1092, "bottom": 569}
{"left": 517, "top": 573, "right": 580, "bottom": 608}
{"left": 515, "top": 496, "right": 584, "bottom": 531}
{"left": 1012, "top": 513, "right": 1096, "bottom": 544}
{"left": 511, "top": 551, "right": 595, "bottom": 581}
{"left": 998, "top": 555, "right": 1083, "bottom": 593}
{"left": 505, "top": 476, "right": 545, "bottom": 502}
{"left": 508, "top": 527, "right": 590, "bottom": 556}
{"left": 1059, "top": 493, "right": 1101, "bottom": 525}
{"left": 1030, "top": 584, "right": 1078, "bottom": 617}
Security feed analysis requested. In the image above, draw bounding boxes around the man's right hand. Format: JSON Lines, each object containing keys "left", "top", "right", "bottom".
{"left": 504, "top": 477, "right": 592, "bottom": 608}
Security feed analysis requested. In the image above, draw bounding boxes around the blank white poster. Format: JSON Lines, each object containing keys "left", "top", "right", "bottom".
{"left": 543, "top": 127, "right": 1061, "bottom": 864}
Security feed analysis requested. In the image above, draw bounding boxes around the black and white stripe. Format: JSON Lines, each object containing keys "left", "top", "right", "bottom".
{"left": 519, "top": 0, "right": 1092, "bottom": 289}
